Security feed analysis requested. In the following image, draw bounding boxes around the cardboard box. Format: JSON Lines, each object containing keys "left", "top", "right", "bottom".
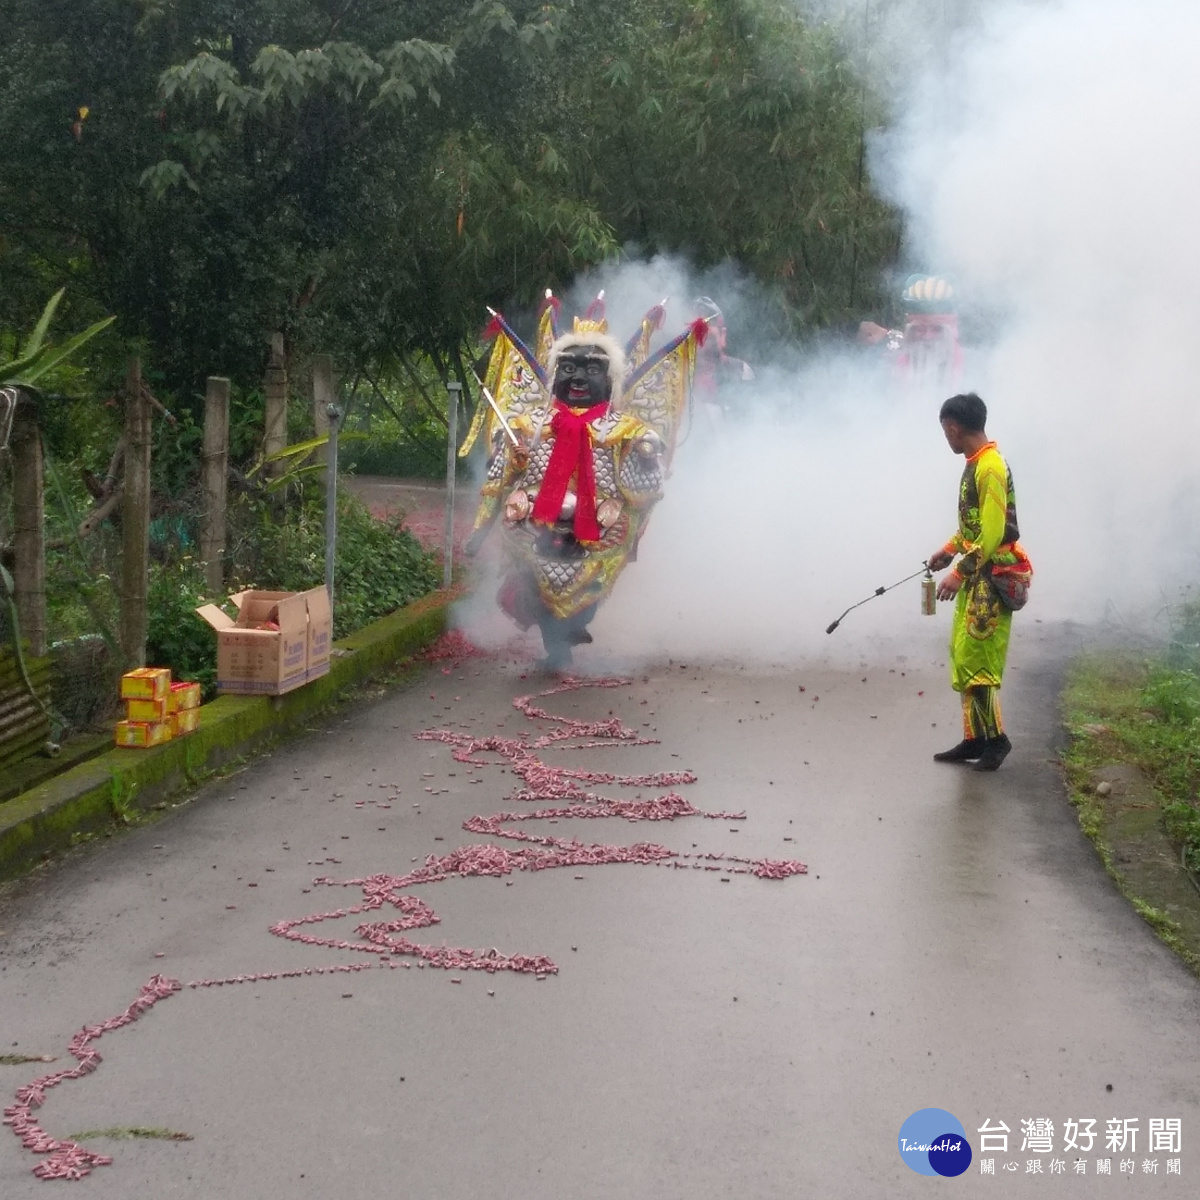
{"left": 169, "top": 681, "right": 201, "bottom": 713}
{"left": 127, "top": 697, "right": 169, "bottom": 722}
{"left": 172, "top": 707, "right": 201, "bottom": 737}
{"left": 305, "top": 587, "right": 332, "bottom": 681}
{"left": 115, "top": 719, "right": 174, "bottom": 749}
{"left": 195, "top": 586, "right": 331, "bottom": 696}
{"left": 120, "top": 667, "right": 171, "bottom": 702}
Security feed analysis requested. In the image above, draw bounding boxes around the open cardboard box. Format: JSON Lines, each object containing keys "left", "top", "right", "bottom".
{"left": 195, "top": 586, "right": 332, "bottom": 696}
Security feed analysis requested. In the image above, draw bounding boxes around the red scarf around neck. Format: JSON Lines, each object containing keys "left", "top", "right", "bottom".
{"left": 530, "top": 399, "right": 607, "bottom": 543}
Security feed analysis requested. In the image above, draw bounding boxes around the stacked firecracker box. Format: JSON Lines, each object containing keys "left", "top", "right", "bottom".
{"left": 114, "top": 668, "right": 202, "bottom": 748}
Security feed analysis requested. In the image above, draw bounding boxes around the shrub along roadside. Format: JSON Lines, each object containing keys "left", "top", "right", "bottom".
{"left": 146, "top": 484, "right": 440, "bottom": 696}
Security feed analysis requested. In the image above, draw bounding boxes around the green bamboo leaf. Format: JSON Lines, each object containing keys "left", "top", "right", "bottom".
{"left": 248, "top": 432, "right": 369, "bottom": 477}
{"left": 0, "top": 345, "right": 53, "bottom": 384}
{"left": 264, "top": 434, "right": 332, "bottom": 463}
{"left": 20, "top": 289, "right": 65, "bottom": 360}
{"left": 13, "top": 316, "right": 116, "bottom": 385}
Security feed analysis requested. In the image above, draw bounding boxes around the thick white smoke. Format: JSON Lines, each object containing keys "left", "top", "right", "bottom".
{"left": 875, "top": 0, "right": 1200, "bottom": 629}
{"left": 608, "top": 0, "right": 1200, "bottom": 659}
{"left": 458, "top": 0, "right": 1200, "bottom": 664}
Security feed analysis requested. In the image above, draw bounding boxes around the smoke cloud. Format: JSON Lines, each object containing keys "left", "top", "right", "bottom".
{"left": 457, "top": 0, "right": 1200, "bottom": 665}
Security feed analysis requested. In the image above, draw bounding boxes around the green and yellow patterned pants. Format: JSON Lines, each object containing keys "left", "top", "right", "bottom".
{"left": 950, "top": 575, "right": 1011, "bottom": 739}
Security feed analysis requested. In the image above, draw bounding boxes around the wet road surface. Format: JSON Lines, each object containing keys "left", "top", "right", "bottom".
{"left": 1, "top": 622, "right": 1197, "bottom": 1196}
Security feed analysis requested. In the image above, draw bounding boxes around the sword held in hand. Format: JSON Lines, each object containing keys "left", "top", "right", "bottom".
{"left": 471, "top": 370, "right": 520, "bottom": 449}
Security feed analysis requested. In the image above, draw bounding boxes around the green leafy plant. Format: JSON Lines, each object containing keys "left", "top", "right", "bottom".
{"left": 0, "top": 290, "right": 114, "bottom": 389}
{"left": 228, "top": 483, "right": 439, "bottom": 638}
{"left": 247, "top": 432, "right": 369, "bottom": 492}
{"left": 108, "top": 772, "right": 139, "bottom": 826}
{"left": 146, "top": 558, "right": 219, "bottom": 695}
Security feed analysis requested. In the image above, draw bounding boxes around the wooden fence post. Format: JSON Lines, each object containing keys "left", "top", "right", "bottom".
{"left": 312, "top": 354, "right": 335, "bottom": 485}
{"left": 10, "top": 394, "right": 46, "bottom": 657}
{"left": 201, "top": 376, "right": 230, "bottom": 595}
{"left": 264, "top": 332, "right": 287, "bottom": 478}
{"left": 120, "top": 356, "right": 150, "bottom": 668}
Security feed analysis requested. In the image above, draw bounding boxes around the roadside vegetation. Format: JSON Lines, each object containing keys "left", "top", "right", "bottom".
{"left": 1062, "top": 600, "right": 1200, "bottom": 971}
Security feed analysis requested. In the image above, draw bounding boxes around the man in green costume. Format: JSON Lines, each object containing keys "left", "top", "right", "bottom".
{"left": 927, "top": 393, "right": 1033, "bottom": 772}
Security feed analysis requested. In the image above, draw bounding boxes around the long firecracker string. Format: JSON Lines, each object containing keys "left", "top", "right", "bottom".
{"left": 5, "top": 635, "right": 804, "bottom": 1181}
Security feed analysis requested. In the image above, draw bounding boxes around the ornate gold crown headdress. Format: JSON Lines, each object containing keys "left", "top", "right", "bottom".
{"left": 572, "top": 290, "right": 609, "bottom": 336}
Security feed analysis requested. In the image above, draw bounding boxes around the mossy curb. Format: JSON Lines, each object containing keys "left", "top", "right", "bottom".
{"left": 0, "top": 589, "right": 455, "bottom": 881}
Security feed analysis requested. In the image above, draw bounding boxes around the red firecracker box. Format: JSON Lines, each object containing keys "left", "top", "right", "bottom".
{"left": 115, "top": 719, "right": 174, "bottom": 749}
{"left": 120, "top": 667, "right": 172, "bottom": 702}
{"left": 172, "top": 707, "right": 201, "bottom": 737}
{"left": 168, "top": 681, "right": 201, "bottom": 713}
{"left": 126, "top": 697, "right": 169, "bottom": 722}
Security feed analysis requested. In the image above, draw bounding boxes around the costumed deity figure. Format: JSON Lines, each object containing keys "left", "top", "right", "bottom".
{"left": 894, "top": 274, "right": 964, "bottom": 393}
{"left": 461, "top": 290, "right": 707, "bottom": 668}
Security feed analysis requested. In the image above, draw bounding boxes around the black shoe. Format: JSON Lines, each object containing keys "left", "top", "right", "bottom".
{"left": 933, "top": 738, "right": 985, "bottom": 763}
{"left": 973, "top": 734, "right": 1012, "bottom": 772}
{"left": 567, "top": 627, "right": 593, "bottom": 646}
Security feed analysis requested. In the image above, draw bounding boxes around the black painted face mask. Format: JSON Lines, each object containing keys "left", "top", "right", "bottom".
{"left": 552, "top": 347, "right": 611, "bottom": 408}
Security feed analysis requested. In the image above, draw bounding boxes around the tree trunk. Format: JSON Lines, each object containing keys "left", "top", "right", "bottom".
{"left": 10, "top": 396, "right": 46, "bottom": 657}
{"left": 120, "top": 357, "right": 150, "bottom": 669}
{"left": 201, "top": 376, "right": 230, "bottom": 595}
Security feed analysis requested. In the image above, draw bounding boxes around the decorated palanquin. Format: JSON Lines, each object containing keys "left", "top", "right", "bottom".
{"left": 460, "top": 291, "right": 708, "bottom": 667}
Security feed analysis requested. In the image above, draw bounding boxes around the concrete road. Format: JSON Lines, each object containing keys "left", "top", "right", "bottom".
{"left": 1, "top": 623, "right": 1197, "bottom": 1197}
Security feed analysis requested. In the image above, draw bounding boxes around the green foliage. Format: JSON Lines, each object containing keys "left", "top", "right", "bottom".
{"left": 559, "top": 0, "right": 900, "bottom": 333}
{"left": 146, "top": 558, "right": 218, "bottom": 694}
{"left": 107, "top": 771, "right": 139, "bottom": 825}
{"left": 142, "top": 481, "right": 440, "bottom": 691}
{"left": 343, "top": 438, "right": 444, "bottom": 480}
{"left": 1143, "top": 668, "right": 1200, "bottom": 728}
{"left": 1166, "top": 596, "right": 1200, "bottom": 673}
{"left": 0, "top": 0, "right": 900, "bottom": 406}
{"left": 0, "top": 290, "right": 115, "bottom": 389}
{"left": 1065, "top": 644, "right": 1200, "bottom": 877}
{"left": 230, "top": 485, "right": 440, "bottom": 639}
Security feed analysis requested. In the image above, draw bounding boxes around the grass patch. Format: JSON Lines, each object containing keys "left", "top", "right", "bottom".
{"left": 1064, "top": 651, "right": 1200, "bottom": 873}
{"left": 1062, "top": 648, "right": 1200, "bottom": 972}
{"left": 68, "top": 1127, "right": 192, "bottom": 1142}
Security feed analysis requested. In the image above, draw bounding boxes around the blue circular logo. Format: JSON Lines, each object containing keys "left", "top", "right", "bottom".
{"left": 898, "top": 1108, "right": 973, "bottom": 1177}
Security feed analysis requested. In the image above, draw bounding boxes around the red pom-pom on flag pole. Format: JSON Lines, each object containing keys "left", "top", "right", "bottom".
{"left": 584, "top": 290, "right": 607, "bottom": 323}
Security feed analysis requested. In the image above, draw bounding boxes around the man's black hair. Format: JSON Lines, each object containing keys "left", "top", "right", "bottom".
{"left": 939, "top": 392, "right": 988, "bottom": 432}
